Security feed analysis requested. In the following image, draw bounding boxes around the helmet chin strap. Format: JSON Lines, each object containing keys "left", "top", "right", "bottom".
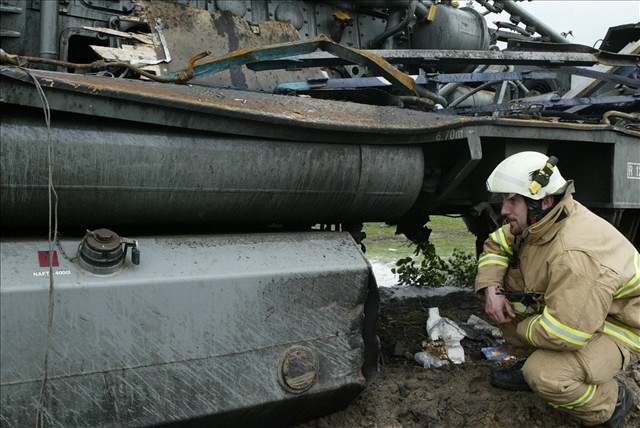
{"left": 525, "top": 197, "right": 552, "bottom": 225}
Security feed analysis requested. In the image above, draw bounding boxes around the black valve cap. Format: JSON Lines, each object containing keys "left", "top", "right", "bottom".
{"left": 131, "top": 247, "right": 140, "bottom": 265}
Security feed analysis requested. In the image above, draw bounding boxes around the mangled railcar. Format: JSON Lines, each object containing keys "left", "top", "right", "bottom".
{"left": 1, "top": 1, "right": 638, "bottom": 426}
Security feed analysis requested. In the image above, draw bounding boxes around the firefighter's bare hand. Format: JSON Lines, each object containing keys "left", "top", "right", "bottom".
{"left": 484, "top": 286, "right": 515, "bottom": 324}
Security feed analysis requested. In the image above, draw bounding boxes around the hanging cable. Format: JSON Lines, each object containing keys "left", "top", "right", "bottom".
{"left": 368, "top": 1, "right": 418, "bottom": 48}
{"left": 20, "top": 67, "right": 57, "bottom": 428}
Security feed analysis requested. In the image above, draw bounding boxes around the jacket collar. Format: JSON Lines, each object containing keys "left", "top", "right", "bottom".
{"left": 523, "top": 181, "right": 576, "bottom": 246}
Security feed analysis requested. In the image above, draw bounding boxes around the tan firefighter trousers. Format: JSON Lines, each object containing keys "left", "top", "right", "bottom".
{"left": 520, "top": 333, "right": 636, "bottom": 425}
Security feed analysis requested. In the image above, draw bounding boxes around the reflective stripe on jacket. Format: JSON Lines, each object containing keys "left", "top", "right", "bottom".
{"left": 475, "top": 189, "right": 640, "bottom": 354}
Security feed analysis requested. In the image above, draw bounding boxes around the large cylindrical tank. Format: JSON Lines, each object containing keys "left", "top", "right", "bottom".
{"left": 411, "top": 5, "right": 489, "bottom": 71}
{"left": 0, "top": 111, "right": 424, "bottom": 230}
{"left": 411, "top": 5, "right": 489, "bottom": 51}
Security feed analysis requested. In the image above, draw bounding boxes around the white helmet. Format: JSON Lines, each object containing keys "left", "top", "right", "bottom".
{"left": 486, "top": 151, "right": 567, "bottom": 200}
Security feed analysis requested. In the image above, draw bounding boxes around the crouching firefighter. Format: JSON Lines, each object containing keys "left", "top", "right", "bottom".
{"left": 475, "top": 151, "right": 639, "bottom": 427}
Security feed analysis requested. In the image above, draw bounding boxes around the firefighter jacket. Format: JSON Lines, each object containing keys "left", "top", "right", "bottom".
{"left": 475, "top": 187, "right": 640, "bottom": 355}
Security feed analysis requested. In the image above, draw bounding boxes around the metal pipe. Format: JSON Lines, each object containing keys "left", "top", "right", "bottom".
{"left": 39, "top": 0, "right": 58, "bottom": 59}
{"left": 515, "top": 80, "right": 530, "bottom": 95}
{"left": 415, "top": 85, "right": 449, "bottom": 107}
{"left": 382, "top": 9, "right": 403, "bottom": 49}
{"left": 449, "top": 80, "right": 496, "bottom": 108}
{"left": 496, "top": 0, "right": 567, "bottom": 43}
{"left": 413, "top": 2, "right": 430, "bottom": 20}
{"left": 603, "top": 110, "right": 640, "bottom": 125}
{"left": 446, "top": 87, "right": 495, "bottom": 107}
{"left": 438, "top": 64, "right": 490, "bottom": 97}
{"left": 369, "top": 1, "right": 418, "bottom": 48}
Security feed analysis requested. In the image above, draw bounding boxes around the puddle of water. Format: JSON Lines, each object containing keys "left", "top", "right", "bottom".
{"left": 368, "top": 259, "right": 398, "bottom": 287}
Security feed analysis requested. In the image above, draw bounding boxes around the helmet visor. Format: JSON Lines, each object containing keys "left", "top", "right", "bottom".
{"left": 488, "top": 192, "right": 518, "bottom": 203}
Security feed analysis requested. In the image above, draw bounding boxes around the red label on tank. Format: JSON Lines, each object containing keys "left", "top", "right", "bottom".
{"left": 38, "top": 250, "right": 59, "bottom": 267}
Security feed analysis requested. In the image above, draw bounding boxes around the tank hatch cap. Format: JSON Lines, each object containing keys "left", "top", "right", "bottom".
{"left": 79, "top": 228, "right": 140, "bottom": 274}
{"left": 86, "top": 228, "right": 121, "bottom": 252}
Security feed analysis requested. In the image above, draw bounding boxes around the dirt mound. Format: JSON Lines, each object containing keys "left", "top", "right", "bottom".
{"left": 300, "top": 288, "right": 640, "bottom": 428}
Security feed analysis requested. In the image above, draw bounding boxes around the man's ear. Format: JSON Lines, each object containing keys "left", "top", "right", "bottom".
{"left": 541, "top": 195, "right": 555, "bottom": 210}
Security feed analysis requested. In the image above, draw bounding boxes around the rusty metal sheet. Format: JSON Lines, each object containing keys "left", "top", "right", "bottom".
{"left": 0, "top": 66, "right": 469, "bottom": 139}
{"left": 321, "top": 39, "right": 417, "bottom": 95}
{"left": 139, "top": 0, "right": 324, "bottom": 91}
{"left": 2, "top": 67, "right": 638, "bottom": 144}
{"left": 169, "top": 35, "right": 417, "bottom": 96}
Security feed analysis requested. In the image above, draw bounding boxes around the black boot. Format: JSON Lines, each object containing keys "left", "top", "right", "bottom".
{"left": 490, "top": 360, "right": 532, "bottom": 391}
{"left": 592, "top": 382, "right": 634, "bottom": 428}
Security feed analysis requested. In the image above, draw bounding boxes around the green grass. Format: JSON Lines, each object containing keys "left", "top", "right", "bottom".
{"left": 363, "top": 216, "right": 475, "bottom": 263}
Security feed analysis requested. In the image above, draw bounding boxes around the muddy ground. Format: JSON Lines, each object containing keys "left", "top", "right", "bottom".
{"left": 301, "top": 288, "right": 640, "bottom": 428}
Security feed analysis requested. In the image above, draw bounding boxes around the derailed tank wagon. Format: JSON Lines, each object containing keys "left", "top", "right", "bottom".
{"left": 1, "top": 0, "right": 639, "bottom": 426}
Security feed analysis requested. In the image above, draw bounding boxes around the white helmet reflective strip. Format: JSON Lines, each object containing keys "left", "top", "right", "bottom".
{"left": 492, "top": 170, "right": 529, "bottom": 188}
{"left": 486, "top": 151, "right": 568, "bottom": 201}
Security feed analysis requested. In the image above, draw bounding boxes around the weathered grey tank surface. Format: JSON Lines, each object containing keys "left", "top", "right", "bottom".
{"left": 0, "top": 232, "right": 377, "bottom": 427}
{"left": 410, "top": 6, "right": 489, "bottom": 51}
{"left": 0, "top": 111, "right": 424, "bottom": 229}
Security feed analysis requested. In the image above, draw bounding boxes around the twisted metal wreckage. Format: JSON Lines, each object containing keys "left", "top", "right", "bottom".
{"left": 0, "top": 0, "right": 639, "bottom": 426}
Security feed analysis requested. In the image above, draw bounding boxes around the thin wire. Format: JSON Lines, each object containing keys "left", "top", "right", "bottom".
{"left": 22, "top": 67, "right": 57, "bottom": 428}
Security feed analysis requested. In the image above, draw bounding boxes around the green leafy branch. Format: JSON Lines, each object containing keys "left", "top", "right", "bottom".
{"left": 391, "top": 242, "right": 477, "bottom": 288}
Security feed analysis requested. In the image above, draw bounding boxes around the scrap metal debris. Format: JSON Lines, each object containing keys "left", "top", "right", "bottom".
{"left": 2, "top": 1, "right": 637, "bottom": 120}
{"left": 163, "top": 34, "right": 420, "bottom": 96}
{"left": 0, "top": 48, "right": 210, "bottom": 83}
